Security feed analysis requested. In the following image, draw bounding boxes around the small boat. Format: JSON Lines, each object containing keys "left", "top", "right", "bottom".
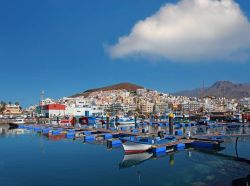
{"left": 122, "top": 140, "right": 153, "bottom": 154}
{"left": 9, "top": 118, "right": 25, "bottom": 128}
{"left": 120, "top": 136, "right": 176, "bottom": 154}
{"left": 10, "top": 118, "right": 25, "bottom": 124}
{"left": 197, "top": 116, "right": 210, "bottom": 125}
{"left": 111, "top": 117, "right": 141, "bottom": 126}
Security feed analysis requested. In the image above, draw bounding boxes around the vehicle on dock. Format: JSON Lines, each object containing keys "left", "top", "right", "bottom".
{"left": 120, "top": 136, "right": 176, "bottom": 154}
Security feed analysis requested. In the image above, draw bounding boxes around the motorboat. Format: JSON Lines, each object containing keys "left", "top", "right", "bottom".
{"left": 10, "top": 118, "right": 25, "bottom": 124}
{"left": 9, "top": 118, "right": 25, "bottom": 128}
{"left": 111, "top": 117, "right": 141, "bottom": 126}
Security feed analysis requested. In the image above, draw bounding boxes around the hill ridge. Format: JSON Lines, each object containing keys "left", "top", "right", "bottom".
{"left": 173, "top": 81, "right": 250, "bottom": 99}
{"left": 71, "top": 82, "right": 144, "bottom": 98}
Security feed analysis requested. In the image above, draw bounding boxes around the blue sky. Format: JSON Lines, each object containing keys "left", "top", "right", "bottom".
{"left": 0, "top": 0, "right": 250, "bottom": 107}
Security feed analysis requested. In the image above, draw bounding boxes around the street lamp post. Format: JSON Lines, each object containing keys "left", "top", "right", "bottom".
{"left": 169, "top": 113, "right": 174, "bottom": 135}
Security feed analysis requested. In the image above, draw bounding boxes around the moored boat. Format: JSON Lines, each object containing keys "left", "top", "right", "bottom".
{"left": 120, "top": 136, "right": 176, "bottom": 154}
{"left": 111, "top": 116, "right": 141, "bottom": 126}
{"left": 10, "top": 118, "right": 25, "bottom": 124}
{"left": 122, "top": 140, "right": 153, "bottom": 154}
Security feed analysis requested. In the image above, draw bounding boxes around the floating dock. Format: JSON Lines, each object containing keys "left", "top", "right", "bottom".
{"left": 16, "top": 123, "right": 250, "bottom": 156}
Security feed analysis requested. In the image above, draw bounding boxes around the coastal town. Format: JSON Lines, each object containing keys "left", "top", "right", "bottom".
{"left": 1, "top": 0, "right": 250, "bottom": 184}
{"left": 1, "top": 82, "right": 250, "bottom": 186}
{"left": 1, "top": 83, "right": 250, "bottom": 124}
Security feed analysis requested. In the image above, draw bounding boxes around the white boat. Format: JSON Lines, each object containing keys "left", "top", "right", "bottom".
{"left": 122, "top": 141, "right": 153, "bottom": 154}
{"left": 111, "top": 117, "right": 141, "bottom": 125}
{"left": 121, "top": 136, "right": 176, "bottom": 154}
{"left": 10, "top": 118, "right": 25, "bottom": 124}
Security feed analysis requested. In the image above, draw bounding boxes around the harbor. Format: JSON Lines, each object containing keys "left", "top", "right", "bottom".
{"left": 2, "top": 96, "right": 250, "bottom": 186}
{"left": 1, "top": 0, "right": 250, "bottom": 184}
{"left": 0, "top": 121, "right": 250, "bottom": 186}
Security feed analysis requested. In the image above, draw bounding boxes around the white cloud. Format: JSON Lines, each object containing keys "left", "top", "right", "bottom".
{"left": 108, "top": 0, "right": 250, "bottom": 62}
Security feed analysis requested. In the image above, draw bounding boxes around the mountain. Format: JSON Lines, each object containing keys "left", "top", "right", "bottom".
{"left": 174, "top": 81, "right": 250, "bottom": 99}
{"left": 71, "top": 82, "right": 144, "bottom": 98}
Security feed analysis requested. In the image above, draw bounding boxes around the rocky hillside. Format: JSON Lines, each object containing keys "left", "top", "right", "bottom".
{"left": 71, "top": 82, "right": 144, "bottom": 98}
{"left": 174, "top": 81, "right": 250, "bottom": 99}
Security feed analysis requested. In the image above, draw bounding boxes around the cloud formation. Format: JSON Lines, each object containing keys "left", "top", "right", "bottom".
{"left": 108, "top": 0, "right": 250, "bottom": 62}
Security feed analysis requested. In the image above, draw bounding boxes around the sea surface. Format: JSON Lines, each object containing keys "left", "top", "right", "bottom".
{"left": 0, "top": 124, "right": 249, "bottom": 186}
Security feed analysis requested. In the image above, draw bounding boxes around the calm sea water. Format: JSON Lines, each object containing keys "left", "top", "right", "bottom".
{"left": 0, "top": 125, "right": 249, "bottom": 186}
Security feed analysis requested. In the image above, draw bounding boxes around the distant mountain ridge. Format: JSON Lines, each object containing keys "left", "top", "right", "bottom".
{"left": 71, "top": 82, "right": 144, "bottom": 98}
{"left": 174, "top": 81, "right": 250, "bottom": 99}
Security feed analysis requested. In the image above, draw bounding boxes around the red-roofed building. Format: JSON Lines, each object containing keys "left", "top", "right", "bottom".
{"left": 40, "top": 104, "right": 65, "bottom": 118}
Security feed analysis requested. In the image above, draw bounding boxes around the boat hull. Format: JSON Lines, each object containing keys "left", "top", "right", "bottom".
{"left": 122, "top": 141, "right": 152, "bottom": 154}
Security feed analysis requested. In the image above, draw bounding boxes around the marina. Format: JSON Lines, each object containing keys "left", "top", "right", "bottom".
{"left": 0, "top": 121, "right": 249, "bottom": 185}
{"left": 1, "top": 0, "right": 250, "bottom": 185}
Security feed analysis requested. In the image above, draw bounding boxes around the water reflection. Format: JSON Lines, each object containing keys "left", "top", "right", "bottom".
{"left": 0, "top": 124, "right": 250, "bottom": 186}
{"left": 0, "top": 124, "right": 25, "bottom": 136}
{"left": 119, "top": 152, "right": 153, "bottom": 169}
{"left": 118, "top": 146, "right": 250, "bottom": 185}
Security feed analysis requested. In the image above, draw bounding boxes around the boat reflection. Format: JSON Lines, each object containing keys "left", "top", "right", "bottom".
{"left": 0, "top": 124, "right": 25, "bottom": 135}
{"left": 119, "top": 152, "right": 153, "bottom": 169}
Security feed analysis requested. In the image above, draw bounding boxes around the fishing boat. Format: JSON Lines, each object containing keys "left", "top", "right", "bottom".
{"left": 120, "top": 136, "right": 176, "bottom": 154}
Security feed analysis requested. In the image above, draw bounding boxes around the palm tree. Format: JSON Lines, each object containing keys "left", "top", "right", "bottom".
{"left": 0, "top": 104, "right": 6, "bottom": 113}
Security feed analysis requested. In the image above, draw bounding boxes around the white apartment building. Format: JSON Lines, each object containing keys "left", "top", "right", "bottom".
{"left": 141, "top": 102, "right": 154, "bottom": 113}
{"left": 155, "top": 102, "right": 169, "bottom": 113}
{"left": 111, "top": 103, "right": 129, "bottom": 113}
{"left": 65, "top": 105, "right": 104, "bottom": 117}
{"left": 182, "top": 101, "right": 201, "bottom": 112}
{"left": 240, "top": 98, "right": 250, "bottom": 109}
{"left": 136, "top": 89, "right": 147, "bottom": 96}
